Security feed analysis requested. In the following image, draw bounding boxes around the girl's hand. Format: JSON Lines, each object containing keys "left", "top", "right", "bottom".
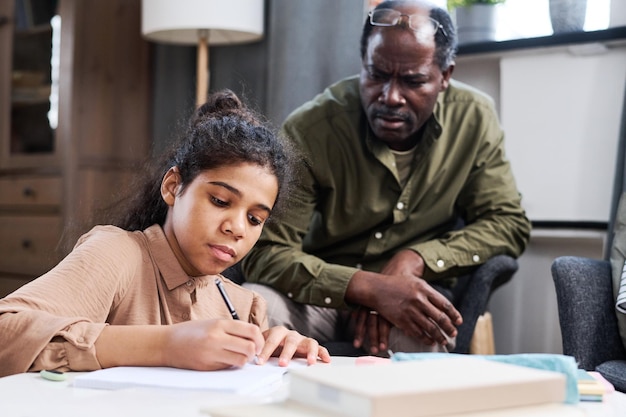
{"left": 257, "top": 326, "right": 331, "bottom": 366}
{"left": 162, "top": 319, "right": 265, "bottom": 370}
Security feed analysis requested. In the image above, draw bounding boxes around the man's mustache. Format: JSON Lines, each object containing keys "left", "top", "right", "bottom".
{"left": 372, "top": 107, "right": 410, "bottom": 121}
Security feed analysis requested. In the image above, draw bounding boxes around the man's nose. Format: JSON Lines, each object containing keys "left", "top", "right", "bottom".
{"left": 380, "top": 80, "right": 405, "bottom": 106}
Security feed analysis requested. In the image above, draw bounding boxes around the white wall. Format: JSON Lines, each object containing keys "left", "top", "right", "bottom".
{"left": 455, "top": 40, "right": 626, "bottom": 354}
{"left": 612, "top": 0, "right": 626, "bottom": 27}
{"left": 501, "top": 47, "right": 626, "bottom": 223}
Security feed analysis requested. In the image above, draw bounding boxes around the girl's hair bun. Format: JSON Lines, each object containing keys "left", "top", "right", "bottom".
{"left": 192, "top": 89, "right": 244, "bottom": 126}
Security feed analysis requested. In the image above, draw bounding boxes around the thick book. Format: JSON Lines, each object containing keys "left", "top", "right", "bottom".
{"left": 207, "top": 401, "right": 584, "bottom": 417}
{"left": 285, "top": 356, "right": 566, "bottom": 417}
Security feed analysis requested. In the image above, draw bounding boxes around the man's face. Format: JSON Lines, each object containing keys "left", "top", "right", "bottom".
{"left": 359, "top": 11, "right": 452, "bottom": 151}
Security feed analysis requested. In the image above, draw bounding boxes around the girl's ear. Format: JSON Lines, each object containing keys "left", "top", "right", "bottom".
{"left": 161, "top": 167, "right": 181, "bottom": 206}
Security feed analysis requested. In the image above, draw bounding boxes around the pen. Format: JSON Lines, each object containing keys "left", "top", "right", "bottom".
{"left": 215, "top": 277, "right": 261, "bottom": 365}
{"left": 215, "top": 278, "right": 240, "bottom": 320}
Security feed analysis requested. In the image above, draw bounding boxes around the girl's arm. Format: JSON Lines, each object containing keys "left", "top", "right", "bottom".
{"left": 96, "top": 320, "right": 331, "bottom": 370}
{"left": 95, "top": 319, "right": 265, "bottom": 370}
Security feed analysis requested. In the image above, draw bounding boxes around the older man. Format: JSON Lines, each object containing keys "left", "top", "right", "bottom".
{"left": 242, "top": 0, "right": 531, "bottom": 355}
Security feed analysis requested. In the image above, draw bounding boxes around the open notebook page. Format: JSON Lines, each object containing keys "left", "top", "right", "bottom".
{"left": 73, "top": 358, "right": 306, "bottom": 395}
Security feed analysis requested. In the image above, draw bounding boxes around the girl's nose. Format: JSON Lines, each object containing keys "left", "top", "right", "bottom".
{"left": 222, "top": 214, "right": 246, "bottom": 239}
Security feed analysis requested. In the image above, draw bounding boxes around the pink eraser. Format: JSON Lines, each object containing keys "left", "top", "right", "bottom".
{"left": 355, "top": 356, "right": 391, "bottom": 365}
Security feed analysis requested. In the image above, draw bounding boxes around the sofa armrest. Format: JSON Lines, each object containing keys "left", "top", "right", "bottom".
{"left": 552, "top": 256, "right": 626, "bottom": 370}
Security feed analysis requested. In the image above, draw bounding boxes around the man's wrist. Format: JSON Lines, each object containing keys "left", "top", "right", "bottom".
{"left": 345, "top": 269, "right": 381, "bottom": 309}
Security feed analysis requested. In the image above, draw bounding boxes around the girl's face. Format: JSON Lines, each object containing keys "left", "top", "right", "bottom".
{"left": 161, "top": 162, "right": 279, "bottom": 276}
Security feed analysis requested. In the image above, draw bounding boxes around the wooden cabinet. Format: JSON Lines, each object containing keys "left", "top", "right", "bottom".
{"left": 0, "top": 0, "right": 151, "bottom": 297}
{"left": 0, "top": 176, "right": 62, "bottom": 278}
{"left": 0, "top": 0, "right": 59, "bottom": 171}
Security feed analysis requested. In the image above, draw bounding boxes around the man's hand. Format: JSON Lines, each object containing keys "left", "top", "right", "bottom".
{"left": 351, "top": 308, "right": 392, "bottom": 354}
{"left": 346, "top": 250, "right": 462, "bottom": 348}
{"left": 380, "top": 249, "right": 426, "bottom": 278}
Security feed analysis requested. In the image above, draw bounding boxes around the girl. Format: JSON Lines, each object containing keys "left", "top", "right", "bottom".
{"left": 0, "top": 90, "right": 330, "bottom": 377}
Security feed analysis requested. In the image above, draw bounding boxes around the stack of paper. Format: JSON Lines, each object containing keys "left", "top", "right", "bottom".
{"left": 577, "top": 369, "right": 614, "bottom": 402}
{"left": 73, "top": 362, "right": 291, "bottom": 395}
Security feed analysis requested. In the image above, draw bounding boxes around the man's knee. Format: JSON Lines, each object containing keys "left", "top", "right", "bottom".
{"left": 387, "top": 328, "right": 456, "bottom": 354}
{"left": 242, "top": 283, "right": 294, "bottom": 328}
{"left": 242, "top": 283, "right": 341, "bottom": 342}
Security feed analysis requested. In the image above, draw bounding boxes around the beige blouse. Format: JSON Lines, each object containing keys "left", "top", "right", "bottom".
{"left": 0, "top": 224, "right": 268, "bottom": 377}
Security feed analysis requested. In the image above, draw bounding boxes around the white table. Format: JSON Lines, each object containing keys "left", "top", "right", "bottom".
{"left": 1, "top": 357, "right": 625, "bottom": 417}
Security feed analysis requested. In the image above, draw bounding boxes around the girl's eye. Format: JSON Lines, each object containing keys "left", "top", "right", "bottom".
{"left": 211, "top": 196, "right": 229, "bottom": 207}
{"left": 248, "top": 214, "right": 264, "bottom": 226}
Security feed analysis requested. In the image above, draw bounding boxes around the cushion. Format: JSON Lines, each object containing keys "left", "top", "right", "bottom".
{"left": 595, "top": 360, "right": 626, "bottom": 393}
{"left": 610, "top": 192, "right": 626, "bottom": 350}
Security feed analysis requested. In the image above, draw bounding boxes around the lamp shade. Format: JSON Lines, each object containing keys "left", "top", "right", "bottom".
{"left": 141, "top": 0, "right": 264, "bottom": 45}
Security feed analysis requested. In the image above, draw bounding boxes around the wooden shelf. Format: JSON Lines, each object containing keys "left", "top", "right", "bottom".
{"left": 14, "top": 23, "right": 52, "bottom": 37}
{"left": 0, "top": 0, "right": 151, "bottom": 293}
{"left": 11, "top": 85, "right": 51, "bottom": 105}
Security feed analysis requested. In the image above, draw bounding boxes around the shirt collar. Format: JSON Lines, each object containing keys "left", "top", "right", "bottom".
{"left": 143, "top": 224, "right": 210, "bottom": 291}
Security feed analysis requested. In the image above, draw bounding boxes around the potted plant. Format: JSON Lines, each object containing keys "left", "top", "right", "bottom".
{"left": 447, "top": 0, "right": 506, "bottom": 9}
{"left": 447, "top": 0, "right": 506, "bottom": 45}
{"left": 548, "top": 0, "right": 588, "bottom": 34}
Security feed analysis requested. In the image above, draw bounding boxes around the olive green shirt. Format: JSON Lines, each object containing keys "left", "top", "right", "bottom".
{"left": 242, "top": 76, "right": 531, "bottom": 310}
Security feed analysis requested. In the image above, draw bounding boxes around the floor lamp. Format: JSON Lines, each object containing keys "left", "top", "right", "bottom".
{"left": 141, "top": 0, "right": 265, "bottom": 107}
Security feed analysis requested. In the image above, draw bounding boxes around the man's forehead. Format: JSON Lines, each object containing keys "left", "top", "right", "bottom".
{"left": 365, "top": 60, "right": 431, "bottom": 78}
{"left": 364, "top": 28, "right": 437, "bottom": 74}
{"left": 367, "top": 27, "right": 435, "bottom": 56}
{"left": 392, "top": 3, "right": 429, "bottom": 17}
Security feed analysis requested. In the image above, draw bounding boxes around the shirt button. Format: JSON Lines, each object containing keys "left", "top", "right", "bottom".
{"left": 324, "top": 297, "right": 332, "bottom": 305}
{"left": 186, "top": 280, "right": 193, "bottom": 287}
{"left": 374, "top": 232, "right": 383, "bottom": 239}
{"left": 436, "top": 259, "right": 445, "bottom": 268}
{"left": 287, "top": 292, "right": 293, "bottom": 298}
{"left": 472, "top": 254, "right": 480, "bottom": 262}
{"left": 182, "top": 312, "right": 189, "bottom": 320}
{"left": 77, "top": 337, "right": 85, "bottom": 343}
{"left": 396, "top": 202, "right": 404, "bottom": 210}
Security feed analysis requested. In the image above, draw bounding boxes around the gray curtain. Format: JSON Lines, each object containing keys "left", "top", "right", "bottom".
{"left": 212, "top": 0, "right": 366, "bottom": 125}
{"left": 607, "top": 84, "right": 626, "bottom": 259}
{"left": 152, "top": 0, "right": 367, "bottom": 152}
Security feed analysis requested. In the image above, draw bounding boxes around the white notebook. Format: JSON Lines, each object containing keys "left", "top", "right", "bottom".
{"left": 73, "top": 359, "right": 299, "bottom": 395}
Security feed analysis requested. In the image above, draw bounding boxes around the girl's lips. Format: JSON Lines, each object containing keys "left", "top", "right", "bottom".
{"left": 210, "top": 244, "right": 236, "bottom": 262}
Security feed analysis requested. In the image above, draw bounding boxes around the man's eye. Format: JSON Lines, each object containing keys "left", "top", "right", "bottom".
{"left": 405, "top": 80, "right": 425, "bottom": 88}
{"left": 211, "top": 196, "right": 229, "bottom": 207}
{"left": 368, "top": 71, "right": 387, "bottom": 81}
{"left": 401, "top": 75, "right": 428, "bottom": 88}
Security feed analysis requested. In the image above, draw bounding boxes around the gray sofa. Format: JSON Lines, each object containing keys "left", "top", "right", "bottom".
{"left": 552, "top": 255, "right": 626, "bottom": 392}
